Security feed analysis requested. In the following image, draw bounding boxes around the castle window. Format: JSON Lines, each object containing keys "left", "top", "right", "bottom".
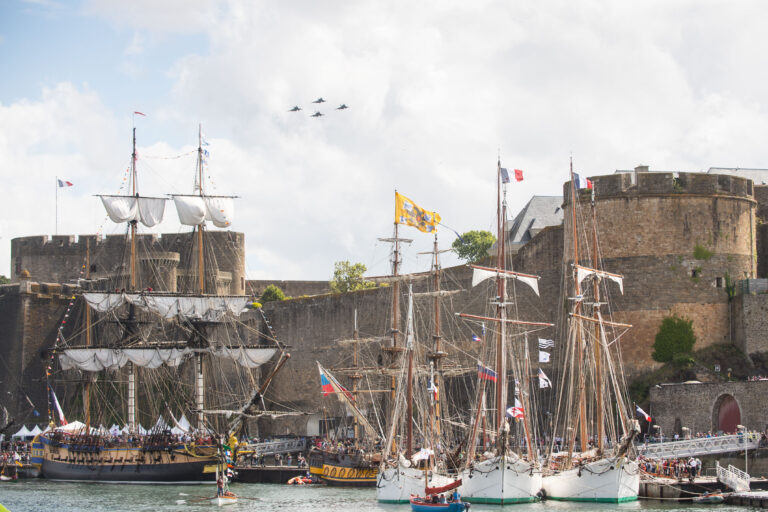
{"left": 691, "top": 269, "right": 700, "bottom": 278}
{"left": 90, "top": 264, "right": 97, "bottom": 273}
{"left": 716, "top": 277, "right": 723, "bottom": 288}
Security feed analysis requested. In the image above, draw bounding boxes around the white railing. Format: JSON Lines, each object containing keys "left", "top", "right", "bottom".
{"left": 248, "top": 438, "right": 306, "bottom": 456}
{"left": 637, "top": 433, "right": 760, "bottom": 459}
{"left": 716, "top": 461, "right": 750, "bottom": 492}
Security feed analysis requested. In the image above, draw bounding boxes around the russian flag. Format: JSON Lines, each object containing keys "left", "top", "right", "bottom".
{"left": 477, "top": 364, "right": 497, "bottom": 382}
{"left": 320, "top": 374, "right": 334, "bottom": 396}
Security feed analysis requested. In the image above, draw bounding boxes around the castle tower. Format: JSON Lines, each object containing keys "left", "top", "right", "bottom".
{"left": 563, "top": 168, "right": 756, "bottom": 371}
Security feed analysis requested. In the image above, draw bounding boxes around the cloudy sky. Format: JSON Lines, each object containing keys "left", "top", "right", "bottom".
{"left": 2, "top": 0, "right": 768, "bottom": 281}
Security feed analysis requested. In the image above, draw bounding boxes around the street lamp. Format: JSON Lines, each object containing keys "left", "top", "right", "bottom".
{"left": 653, "top": 424, "right": 662, "bottom": 443}
{"left": 682, "top": 427, "right": 690, "bottom": 440}
{"left": 737, "top": 424, "right": 748, "bottom": 475}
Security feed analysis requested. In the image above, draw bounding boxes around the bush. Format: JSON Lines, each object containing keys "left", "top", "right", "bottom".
{"left": 330, "top": 261, "right": 377, "bottom": 293}
{"left": 652, "top": 314, "right": 696, "bottom": 363}
{"left": 260, "top": 285, "right": 286, "bottom": 303}
{"left": 451, "top": 230, "right": 496, "bottom": 263}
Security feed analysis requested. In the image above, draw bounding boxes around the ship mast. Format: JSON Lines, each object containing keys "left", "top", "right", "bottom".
{"left": 195, "top": 123, "right": 206, "bottom": 430}
{"left": 127, "top": 127, "right": 138, "bottom": 433}
{"left": 567, "top": 158, "right": 588, "bottom": 458}
{"left": 495, "top": 158, "right": 506, "bottom": 451}
{"left": 590, "top": 186, "right": 604, "bottom": 456}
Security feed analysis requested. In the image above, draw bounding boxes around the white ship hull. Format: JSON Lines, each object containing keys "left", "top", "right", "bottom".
{"left": 458, "top": 456, "right": 541, "bottom": 504}
{"left": 542, "top": 457, "right": 639, "bottom": 502}
{"left": 376, "top": 464, "right": 454, "bottom": 504}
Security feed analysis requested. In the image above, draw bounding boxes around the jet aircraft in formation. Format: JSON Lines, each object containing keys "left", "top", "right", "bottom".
{"left": 288, "top": 98, "right": 349, "bottom": 117}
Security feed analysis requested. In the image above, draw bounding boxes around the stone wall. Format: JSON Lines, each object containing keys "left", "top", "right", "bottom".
{"left": 0, "top": 281, "right": 75, "bottom": 423}
{"left": 11, "top": 231, "right": 246, "bottom": 295}
{"left": 732, "top": 293, "right": 768, "bottom": 355}
{"left": 649, "top": 381, "right": 768, "bottom": 435}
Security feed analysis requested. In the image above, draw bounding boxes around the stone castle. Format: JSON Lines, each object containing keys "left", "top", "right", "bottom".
{"left": 3, "top": 166, "right": 768, "bottom": 437}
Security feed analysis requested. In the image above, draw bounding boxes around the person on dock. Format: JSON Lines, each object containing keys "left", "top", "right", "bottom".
{"left": 217, "top": 475, "right": 225, "bottom": 497}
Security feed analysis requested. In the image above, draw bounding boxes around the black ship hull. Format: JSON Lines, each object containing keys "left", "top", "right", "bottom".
{"left": 309, "top": 448, "right": 377, "bottom": 487}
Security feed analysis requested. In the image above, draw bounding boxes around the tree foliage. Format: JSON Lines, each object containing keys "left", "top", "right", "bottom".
{"left": 451, "top": 230, "right": 496, "bottom": 263}
{"left": 330, "top": 261, "right": 376, "bottom": 294}
{"left": 0, "top": 275, "right": 10, "bottom": 285}
{"left": 260, "top": 284, "right": 287, "bottom": 303}
{"left": 652, "top": 314, "right": 696, "bottom": 363}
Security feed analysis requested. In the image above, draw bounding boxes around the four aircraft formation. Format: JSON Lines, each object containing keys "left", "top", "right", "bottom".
{"left": 289, "top": 98, "right": 348, "bottom": 117}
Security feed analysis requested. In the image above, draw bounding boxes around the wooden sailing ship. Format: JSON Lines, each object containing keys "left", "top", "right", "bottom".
{"left": 33, "top": 125, "right": 287, "bottom": 483}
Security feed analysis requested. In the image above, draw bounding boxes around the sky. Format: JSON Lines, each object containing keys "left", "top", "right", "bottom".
{"left": 2, "top": 0, "right": 768, "bottom": 282}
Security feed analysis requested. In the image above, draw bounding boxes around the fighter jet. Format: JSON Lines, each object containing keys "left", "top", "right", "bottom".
{"left": 336, "top": 104, "right": 349, "bottom": 110}
{"left": 289, "top": 105, "right": 302, "bottom": 112}
{"left": 310, "top": 111, "right": 324, "bottom": 117}
{"left": 312, "top": 98, "right": 326, "bottom": 104}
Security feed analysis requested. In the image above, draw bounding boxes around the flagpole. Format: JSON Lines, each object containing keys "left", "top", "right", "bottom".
{"left": 55, "top": 176, "right": 58, "bottom": 235}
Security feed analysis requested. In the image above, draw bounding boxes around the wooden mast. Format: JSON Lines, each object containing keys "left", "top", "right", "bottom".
{"left": 430, "top": 234, "right": 443, "bottom": 437}
{"left": 567, "top": 158, "right": 588, "bottom": 458}
{"left": 406, "top": 284, "right": 414, "bottom": 459}
{"left": 495, "top": 158, "right": 506, "bottom": 451}
{"left": 84, "top": 238, "right": 91, "bottom": 431}
{"left": 351, "top": 310, "right": 361, "bottom": 446}
{"left": 127, "top": 126, "right": 138, "bottom": 432}
{"left": 195, "top": 123, "right": 206, "bottom": 430}
{"left": 591, "top": 187, "right": 604, "bottom": 456}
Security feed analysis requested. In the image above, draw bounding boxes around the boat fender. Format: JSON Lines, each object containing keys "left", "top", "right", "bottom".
{"left": 537, "top": 489, "right": 546, "bottom": 499}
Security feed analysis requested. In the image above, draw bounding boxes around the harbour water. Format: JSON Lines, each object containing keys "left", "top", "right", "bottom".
{"left": 0, "top": 481, "right": 749, "bottom": 512}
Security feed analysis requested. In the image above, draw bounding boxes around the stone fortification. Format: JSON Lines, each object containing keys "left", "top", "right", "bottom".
{"left": 11, "top": 231, "right": 246, "bottom": 295}
{"left": 557, "top": 171, "right": 756, "bottom": 372}
{"left": 246, "top": 280, "right": 331, "bottom": 299}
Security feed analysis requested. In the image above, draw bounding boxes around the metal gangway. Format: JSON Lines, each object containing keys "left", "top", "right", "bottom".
{"left": 248, "top": 438, "right": 307, "bottom": 456}
{"left": 716, "top": 461, "right": 751, "bottom": 492}
{"left": 637, "top": 433, "right": 760, "bottom": 459}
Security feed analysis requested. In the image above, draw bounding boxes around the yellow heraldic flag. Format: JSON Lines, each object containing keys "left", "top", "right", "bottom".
{"left": 395, "top": 192, "right": 441, "bottom": 233}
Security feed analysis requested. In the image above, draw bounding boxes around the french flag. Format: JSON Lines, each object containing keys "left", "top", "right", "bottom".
{"left": 636, "top": 405, "right": 652, "bottom": 422}
{"left": 574, "top": 173, "right": 592, "bottom": 190}
{"left": 57, "top": 179, "right": 73, "bottom": 188}
{"left": 477, "top": 364, "right": 497, "bottom": 382}
{"left": 471, "top": 334, "right": 481, "bottom": 342}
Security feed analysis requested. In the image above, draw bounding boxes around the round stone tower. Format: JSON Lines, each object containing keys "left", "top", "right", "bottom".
{"left": 563, "top": 169, "right": 756, "bottom": 371}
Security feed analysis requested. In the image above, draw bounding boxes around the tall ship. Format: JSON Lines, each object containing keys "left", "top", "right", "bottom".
{"left": 540, "top": 160, "right": 640, "bottom": 502}
{"left": 453, "top": 162, "right": 550, "bottom": 504}
{"left": 31, "top": 125, "right": 287, "bottom": 483}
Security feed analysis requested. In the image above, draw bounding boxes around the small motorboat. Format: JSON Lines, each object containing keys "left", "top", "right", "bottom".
{"left": 692, "top": 492, "right": 725, "bottom": 504}
{"left": 410, "top": 495, "right": 469, "bottom": 512}
{"left": 210, "top": 492, "right": 238, "bottom": 506}
{"left": 287, "top": 476, "right": 314, "bottom": 485}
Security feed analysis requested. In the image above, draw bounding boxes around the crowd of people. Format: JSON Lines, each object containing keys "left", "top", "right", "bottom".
{"left": 639, "top": 456, "right": 702, "bottom": 480}
{"left": 1, "top": 439, "right": 30, "bottom": 465}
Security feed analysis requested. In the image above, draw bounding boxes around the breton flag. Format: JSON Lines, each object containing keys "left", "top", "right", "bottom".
{"left": 574, "top": 173, "right": 593, "bottom": 190}
{"left": 394, "top": 191, "right": 441, "bottom": 233}
{"left": 57, "top": 179, "right": 73, "bottom": 188}
{"left": 477, "top": 363, "right": 497, "bottom": 382}
{"left": 471, "top": 333, "right": 482, "bottom": 342}
{"left": 539, "top": 350, "right": 551, "bottom": 363}
{"left": 49, "top": 387, "right": 68, "bottom": 425}
{"left": 538, "top": 338, "right": 554, "bottom": 349}
{"left": 506, "top": 398, "right": 525, "bottom": 419}
{"left": 636, "top": 405, "right": 652, "bottom": 422}
{"left": 538, "top": 368, "right": 552, "bottom": 388}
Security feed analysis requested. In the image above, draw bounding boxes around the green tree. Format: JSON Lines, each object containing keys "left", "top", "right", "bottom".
{"left": 0, "top": 275, "right": 10, "bottom": 285}
{"left": 330, "top": 261, "right": 376, "bottom": 293}
{"left": 451, "top": 230, "right": 496, "bottom": 263}
{"left": 652, "top": 314, "right": 696, "bottom": 363}
{"left": 260, "top": 284, "right": 286, "bottom": 303}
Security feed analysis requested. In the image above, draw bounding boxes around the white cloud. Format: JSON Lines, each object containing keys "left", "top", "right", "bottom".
{"left": 4, "top": 0, "right": 768, "bottom": 281}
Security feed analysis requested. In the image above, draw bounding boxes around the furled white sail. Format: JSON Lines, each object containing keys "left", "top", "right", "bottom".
{"left": 471, "top": 267, "right": 540, "bottom": 296}
{"left": 213, "top": 347, "right": 278, "bottom": 368}
{"left": 59, "top": 346, "right": 273, "bottom": 371}
{"left": 99, "top": 195, "right": 167, "bottom": 227}
{"left": 83, "top": 293, "right": 249, "bottom": 321}
{"left": 173, "top": 195, "right": 208, "bottom": 226}
{"left": 204, "top": 196, "right": 234, "bottom": 227}
{"left": 576, "top": 265, "right": 624, "bottom": 294}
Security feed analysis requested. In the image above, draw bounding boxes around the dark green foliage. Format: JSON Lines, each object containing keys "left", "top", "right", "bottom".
{"left": 693, "top": 243, "right": 713, "bottom": 260}
{"left": 330, "top": 261, "right": 376, "bottom": 294}
{"left": 652, "top": 314, "right": 696, "bottom": 363}
{"left": 260, "top": 284, "right": 287, "bottom": 303}
{"left": 451, "top": 230, "right": 496, "bottom": 263}
{"left": 0, "top": 275, "right": 10, "bottom": 284}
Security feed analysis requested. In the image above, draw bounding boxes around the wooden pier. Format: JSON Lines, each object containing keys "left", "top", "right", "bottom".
{"left": 726, "top": 491, "right": 768, "bottom": 507}
{"left": 641, "top": 477, "right": 768, "bottom": 502}
{"left": 235, "top": 465, "right": 308, "bottom": 484}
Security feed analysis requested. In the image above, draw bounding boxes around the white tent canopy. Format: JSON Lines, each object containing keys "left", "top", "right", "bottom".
{"left": 28, "top": 425, "right": 42, "bottom": 436}
{"left": 11, "top": 425, "right": 31, "bottom": 439}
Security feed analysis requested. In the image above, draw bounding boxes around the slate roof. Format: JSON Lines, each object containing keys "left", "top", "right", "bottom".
{"left": 490, "top": 195, "right": 564, "bottom": 254}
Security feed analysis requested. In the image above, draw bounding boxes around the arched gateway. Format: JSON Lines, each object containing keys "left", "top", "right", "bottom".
{"left": 712, "top": 394, "right": 741, "bottom": 433}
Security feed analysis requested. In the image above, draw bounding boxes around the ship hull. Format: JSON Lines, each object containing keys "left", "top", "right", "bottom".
{"left": 458, "top": 456, "right": 542, "bottom": 504}
{"left": 309, "top": 449, "right": 377, "bottom": 486}
{"left": 377, "top": 464, "right": 454, "bottom": 504}
{"left": 38, "top": 435, "right": 216, "bottom": 483}
{"left": 541, "top": 457, "right": 639, "bottom": 502}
